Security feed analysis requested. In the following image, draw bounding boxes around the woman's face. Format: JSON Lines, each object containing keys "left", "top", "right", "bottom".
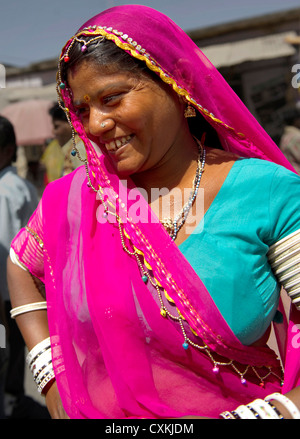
{"left": 67, "top": 60, "right": 186, "bottom": 177}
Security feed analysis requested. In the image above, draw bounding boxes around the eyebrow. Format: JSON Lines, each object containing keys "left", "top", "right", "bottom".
{"left": 72, "top": 81, "right": 132, "bottom": 107}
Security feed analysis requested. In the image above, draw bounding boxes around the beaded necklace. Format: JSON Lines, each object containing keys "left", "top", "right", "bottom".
{"left": 160, "top": 141, "right": 205, "bottom": 240}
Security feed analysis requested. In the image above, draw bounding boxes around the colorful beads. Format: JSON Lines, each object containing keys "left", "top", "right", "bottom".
{"left": 212, "top": 366, "right": 220, "bottom": 374}
{"left": 64, "top": 56, "right": 70, "bottom": 63}
{"left": 241, "top": 377, "right": 247, "bottom": 385}
{"left": 182, "top": 342, "right": 189, "bottom": 350}
{"left": 59, "top": 82, "right": 65, "bottom": 89}
{"left": 71, "top": 149, "right": 77, "bottom": 157}
{"left": 142, "top": 274, "right": 148, "bottom": 283}
{"left": 81, "top": 45, "right": 87, "bottom": 53}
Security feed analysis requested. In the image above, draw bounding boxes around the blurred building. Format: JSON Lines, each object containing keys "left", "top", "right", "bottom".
{"left": 189, "top": 7, "right": 300, "bottom": 143}
{"left": 1, "top": 7, "right": 300, "bottom": 144}
{"left": 1, "top": 59, "right": 57, "bottom": 109}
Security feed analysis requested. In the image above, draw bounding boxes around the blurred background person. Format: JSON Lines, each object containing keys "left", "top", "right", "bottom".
{"left": 0, "top": 115, "right": 48, "bottom": 417}
{"left": 40, "top": 138, "right": 64, "bottom": 185}
{"left": 48, "top": 103, "right": 86, "bottom": 177}
{"left": 280, "top": 107, "right": 300, "bottom": 174}
{"left": 0, "top": 275, "right": 8, "bottom": 419}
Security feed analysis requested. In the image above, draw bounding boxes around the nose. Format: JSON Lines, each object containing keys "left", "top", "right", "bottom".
{"left": 88, "top": 107, "right": 115, "bottom": 137}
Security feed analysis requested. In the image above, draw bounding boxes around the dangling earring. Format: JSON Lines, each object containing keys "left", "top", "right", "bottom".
{"left": 184, "top": 103, "right": 196, "bottom": 118}
{"left": 70, "top": 128, "right": 86, "bottom": 162}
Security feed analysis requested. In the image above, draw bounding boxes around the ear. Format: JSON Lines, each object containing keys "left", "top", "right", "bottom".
{"left": 178, "top": 95, "right": 186, "bottom": 106}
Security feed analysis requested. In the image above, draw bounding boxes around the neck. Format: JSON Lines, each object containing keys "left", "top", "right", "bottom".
{"left": 131, "top": 133, "right": 199, "bottom": 196}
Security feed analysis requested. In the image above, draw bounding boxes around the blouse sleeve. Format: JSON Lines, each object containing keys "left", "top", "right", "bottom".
{"left": 268, "top": 166, "right": 300, "bottom": 244}
{"left": 267, "top": 166, "right": 300, "bottom": 311}
{"left": 10, "top": 197, "right": 45, "bottom": 283}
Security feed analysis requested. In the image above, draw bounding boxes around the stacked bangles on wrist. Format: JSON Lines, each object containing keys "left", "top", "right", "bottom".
{"left": 26, "top": 337, "right": 55, "bottom": 394}
{"left": 10, "top": 301, "right": 55, "bottom": 395}
{"left": 220, "top": 393, "right": 300, "bottom": 419}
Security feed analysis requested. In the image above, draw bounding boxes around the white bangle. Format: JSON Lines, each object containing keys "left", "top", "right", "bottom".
{"left": 219, "top": 411, "right": 236, "bottom": 419}
{"left": 265, "top": 393, "right": 300, "bottom": 419}
{"left": 26, "top": 337, "right": 51, "bottom": 365}
{"left": 233, "top": 405, "right": 257, "bottom": 419}
{"left": 34, "top": 362, "right": 53, "bottom": 385}
{"left": 37, "top": 369, "right": 55, "bottom": 394}
{"left": 247, "top": 399, "right": 280, "bottom": 419}
{"left": 30, "top": 349, "right": 52, "bottom": 375}
{"left": 26, "top": 337, "right": 55, "bottom": 394}
{"left": 10, "top": 301, "right": 47, "bottom": 319}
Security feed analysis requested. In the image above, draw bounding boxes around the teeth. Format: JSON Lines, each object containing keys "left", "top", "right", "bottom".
{"left": 105, "top": 135, "right": 131, "bottom": 151}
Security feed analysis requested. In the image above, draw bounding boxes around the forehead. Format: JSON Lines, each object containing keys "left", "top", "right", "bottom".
{"left": 67, "top": 60, "right": 160, "bottom": 102}
{"left": 68, "top": 60, "right": 138, "bottom": 88}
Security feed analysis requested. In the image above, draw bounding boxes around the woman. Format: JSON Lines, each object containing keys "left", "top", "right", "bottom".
{"left": 7, "top": 5, "right": 300, "bottom": 419}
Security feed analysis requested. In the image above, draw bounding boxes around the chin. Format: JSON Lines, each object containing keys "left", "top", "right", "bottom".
{"left": 115, "top": 167, "right": 135, "bottom": 179}
{"left": 113, "top": 161, "right": 142, "bottom": 179}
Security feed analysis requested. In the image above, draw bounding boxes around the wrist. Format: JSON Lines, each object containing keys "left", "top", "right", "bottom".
{"left": 26, "top": 337, "right": 56, "bottom": 395}
{"left": 220, "top": 392, "right": 300, "bottom": 419}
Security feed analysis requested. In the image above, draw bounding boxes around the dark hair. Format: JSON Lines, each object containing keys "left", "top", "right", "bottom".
{"left": 0, "top": 116, "right": 16, "bottom": 150}
{"left": 61, "top": 36, "right": 222, "bottom": 149}
{"left": 0, "top": 116, "right": 17, "bottom": 163}
{"left": 49, "top": 102, "right": 68, "bottom": 122}
{"left": 61, "top": 37, "right": 156, "bottom": 83}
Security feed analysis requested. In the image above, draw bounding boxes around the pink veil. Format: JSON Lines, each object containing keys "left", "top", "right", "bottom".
{"left": 12, "top": 5, "right": 300, "bottom": 418}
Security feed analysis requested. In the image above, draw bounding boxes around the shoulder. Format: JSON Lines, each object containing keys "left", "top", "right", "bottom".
{"left": 205, "top": 150, "right": 300, "bottom": 197}
{"left": 225, "top": 156, "right": 298, "bottom": 184}
{"left": 239, "top": 157, "right": 300, "bottom": 186}
{"left": 203, "top": 148, "right": 283, "bottom": 192}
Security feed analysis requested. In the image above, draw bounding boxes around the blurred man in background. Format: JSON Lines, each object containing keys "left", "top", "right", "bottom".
{"left": 0, "top": 115, "right": 49, "bottom": 417}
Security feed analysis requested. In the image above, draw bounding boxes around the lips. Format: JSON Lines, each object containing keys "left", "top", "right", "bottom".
{"left": 105, "top": 135, "right": 132, "bottom": 151}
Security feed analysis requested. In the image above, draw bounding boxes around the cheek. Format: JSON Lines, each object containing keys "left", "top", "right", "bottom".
{"left": 55, "top": 127, "right": 62, "bottom": 137}
{"left": 115, "top": 102, "right": 148, "bottom": 135}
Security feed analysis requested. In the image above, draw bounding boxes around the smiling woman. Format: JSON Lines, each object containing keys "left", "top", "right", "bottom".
{"left": 6, "top": 4, "right": 300, "bottom": 420}
{"left": 67, "top": 61, "right": 188, "bottom": 178}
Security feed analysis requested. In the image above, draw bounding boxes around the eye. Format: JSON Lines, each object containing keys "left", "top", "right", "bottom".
{"left": 102, "top": 93, "right": 122, "bottom": 105}
{"left": 76, "top": 106, "right": 89, "bottom": 117}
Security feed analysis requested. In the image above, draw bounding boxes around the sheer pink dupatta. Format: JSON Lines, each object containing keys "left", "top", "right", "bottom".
{"left": 41, "top": 162, "right": 283, "bottom": 419}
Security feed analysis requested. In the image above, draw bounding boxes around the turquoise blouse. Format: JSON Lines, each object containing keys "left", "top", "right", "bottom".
{"left": 179, "top": 158, "right": 300, "bottom": 345}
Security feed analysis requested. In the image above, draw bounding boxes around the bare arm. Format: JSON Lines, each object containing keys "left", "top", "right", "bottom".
{"left": 7, "top": 257, "right": 68, "bottom": 418}
{"left": 7, "top": 257, "right": 48, "bottom": 348}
